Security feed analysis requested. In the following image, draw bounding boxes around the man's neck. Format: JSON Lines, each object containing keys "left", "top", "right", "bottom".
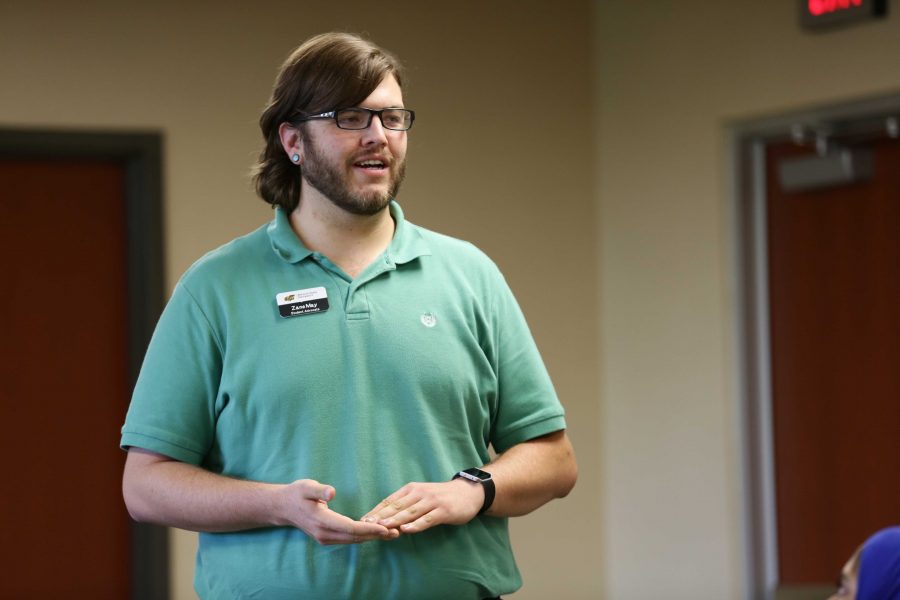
{"left": 288, "top": 191, "right": 395, "bottom": 280}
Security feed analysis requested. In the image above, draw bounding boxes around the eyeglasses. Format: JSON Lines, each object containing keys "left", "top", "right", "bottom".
{"left": 295, "top": 107, "right": 415, "bottom": 131}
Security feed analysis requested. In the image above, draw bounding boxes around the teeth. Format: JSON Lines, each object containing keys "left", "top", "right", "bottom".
{"left": 357, "top": 160, "right": 385, "bottom": 168}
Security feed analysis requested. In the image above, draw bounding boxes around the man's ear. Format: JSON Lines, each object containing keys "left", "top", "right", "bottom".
{"left": 278, "top": 122, "right": 303, "bottom": 163}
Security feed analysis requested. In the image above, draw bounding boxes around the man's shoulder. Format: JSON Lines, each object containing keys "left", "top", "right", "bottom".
{"left": 401, "top": 221, "right": 513, "bottom": 297}
{"left": 406, "top": 220, "right": 496, "bottom": 268}
{"left": 179, "top": 221, "right": 271, "bottom": 288}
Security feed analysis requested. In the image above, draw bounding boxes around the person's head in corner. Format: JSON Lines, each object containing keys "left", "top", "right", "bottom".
{"left": 829, "top": 526, "right": 900, "bottom": 600}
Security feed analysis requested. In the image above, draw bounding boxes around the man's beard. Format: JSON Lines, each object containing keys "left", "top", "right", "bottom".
{"left": 300, "top": 137, "right": 406, "bottom": 216}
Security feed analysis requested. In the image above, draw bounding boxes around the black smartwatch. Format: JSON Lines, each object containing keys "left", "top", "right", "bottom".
{"left": 452, "top": 467, "right": 495, "bottom": 515}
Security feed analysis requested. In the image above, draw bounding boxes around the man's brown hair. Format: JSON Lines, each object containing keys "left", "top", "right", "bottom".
{"left": 252, "top": 32, "right": 404, "bottom": 212}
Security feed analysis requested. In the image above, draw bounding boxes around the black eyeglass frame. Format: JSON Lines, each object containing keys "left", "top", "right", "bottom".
{"left": 293, "top": 107, "right": 416, "bottom": 131}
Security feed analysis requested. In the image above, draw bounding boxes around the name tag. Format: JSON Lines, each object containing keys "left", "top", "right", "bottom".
{"left": 276, "top": 287, "right": 329, "bottom": 318}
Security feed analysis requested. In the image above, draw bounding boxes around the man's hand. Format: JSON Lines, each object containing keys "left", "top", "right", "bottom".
{"left": 356, "top": 431, "right": 577, "bottom": 534}
{"left": 275, "top": 479, "right": 400, "bottom": 545}
{"left": 123, "top": 448, "right": 397, "bottom": 545}
{"left": 359, "top": 479, "right": 484, "bottom": 534}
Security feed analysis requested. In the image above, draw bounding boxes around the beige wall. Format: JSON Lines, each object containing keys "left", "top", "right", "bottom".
{"left": 1, "top": 1, "right": 598, "bottom": 598}
{"left": 595, "top": 1, "right": 900, "bottom": 599}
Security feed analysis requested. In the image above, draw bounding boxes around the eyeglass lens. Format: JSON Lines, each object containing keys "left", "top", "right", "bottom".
{"left": 335, "top": 108, "right": 413, "bottom": 131}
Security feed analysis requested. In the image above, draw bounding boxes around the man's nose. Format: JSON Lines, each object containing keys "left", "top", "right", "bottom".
{"left": 360, "top": 115, "right": 389, "bottom": 145}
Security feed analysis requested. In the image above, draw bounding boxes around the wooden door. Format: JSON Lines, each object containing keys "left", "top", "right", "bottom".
{"left": 0, "top": 159, "right": 131, "bottom": 599}
{"left": 765, "top": 138, "right": 900, "bottom": 585}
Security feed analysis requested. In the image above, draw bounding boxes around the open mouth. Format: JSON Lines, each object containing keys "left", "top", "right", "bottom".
{"left": 354, "top": 159, "right": 387, "bottom": 170}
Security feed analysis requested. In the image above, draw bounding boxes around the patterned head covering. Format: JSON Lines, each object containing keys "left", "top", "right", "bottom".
{"left": 857, "top": 526, "right": 900, "bottom": 600}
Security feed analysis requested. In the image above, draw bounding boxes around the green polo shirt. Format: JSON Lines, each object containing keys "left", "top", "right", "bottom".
{"left": 121, "top": 202, "right": 566, "bottom": 599}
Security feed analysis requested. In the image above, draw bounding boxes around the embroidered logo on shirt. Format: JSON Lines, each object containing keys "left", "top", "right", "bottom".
{"left": 420, "top": 312, "right": 438, "bottom": 328}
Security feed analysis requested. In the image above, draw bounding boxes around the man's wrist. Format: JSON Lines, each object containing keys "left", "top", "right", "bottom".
{"left": 452, "top": 468, "right": 495, "bottom": 515}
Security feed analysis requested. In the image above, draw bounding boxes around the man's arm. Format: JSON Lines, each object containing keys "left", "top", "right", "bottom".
{"left": 481, "top": 429, "right": 578, "bottom": 516}
{"left": 122, "top": 448, "right": 398, "bottom": 544}
{"left": 360, "top": 430, "right": 577, "bottom": 533}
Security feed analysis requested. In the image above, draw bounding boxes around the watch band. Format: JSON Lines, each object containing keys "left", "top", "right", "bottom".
{"left": 453, "top": 467, "right": 495, "bottom": 515}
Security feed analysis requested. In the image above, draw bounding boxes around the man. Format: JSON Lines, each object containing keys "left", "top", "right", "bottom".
{"left": 121, "top": 32, "right": 577, "bottom": 599}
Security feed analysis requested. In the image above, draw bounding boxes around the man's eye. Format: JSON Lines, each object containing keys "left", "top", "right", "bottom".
{"left": 338, "top": 111, "right": 364, "bottom": 126}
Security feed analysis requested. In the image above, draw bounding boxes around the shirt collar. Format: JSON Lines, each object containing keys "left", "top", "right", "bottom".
{"left": 267, "top": 201, "right": 431, "bottom": 265}
{"left": 267, "top": 206, "right": 313, "bottom": 264}
{"left": 386, "top": 201, "right": 432, "bottom": 265}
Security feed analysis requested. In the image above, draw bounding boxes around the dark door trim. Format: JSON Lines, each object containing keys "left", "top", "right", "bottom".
{"left": 0, "top": 127, "right": 169, "bottom": 600}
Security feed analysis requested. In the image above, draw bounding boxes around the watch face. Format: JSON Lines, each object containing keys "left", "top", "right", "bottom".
{"left": 459, "top": 468, "right": 492, "bottom": 482}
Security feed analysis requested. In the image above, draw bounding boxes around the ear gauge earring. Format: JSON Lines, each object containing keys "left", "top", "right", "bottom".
{"left": 291, "top": 154, "right": 300, "bottom": 163}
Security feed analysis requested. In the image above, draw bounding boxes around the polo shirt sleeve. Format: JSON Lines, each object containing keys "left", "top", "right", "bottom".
{"left": 488, "top": 267, "right": 566, "bottom": 453}
{"left": 120, "top": 278, "right": 222, "bottom": 465}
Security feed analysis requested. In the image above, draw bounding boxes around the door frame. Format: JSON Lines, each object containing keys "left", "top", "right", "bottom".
{"left": 730, "top": 92, "right": 900, "bottom": 600}
{"left": 0, "top": 128, "right": 169, "bottom": 600}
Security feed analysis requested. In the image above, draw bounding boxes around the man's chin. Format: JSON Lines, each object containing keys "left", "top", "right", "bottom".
{"left": 331, "top": 194, "right": 392, "bottom": 216}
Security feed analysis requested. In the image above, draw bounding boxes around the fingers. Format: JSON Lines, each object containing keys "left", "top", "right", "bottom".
{"left": 363, "top": 488, "right": 419, "bottom": 521}
{"left": 391, "top": 510, "right": 439, "bottom": 534}
{"left": 306, "top": 506, "right": 399, "bottom": 545}
{"left": 361, "top": 489, "right": 425, "bottom": 530}
{"left": 360, "top": 481, "right": 481, "bottom": 534}
{"left": 295, "top": 479, "right": 335, "bottom": 502}
{"left": 286, "top": 479, "right": 398, "bottom": 545}
{"left": 289, "top": 479, "right": 479, "bottom": 543}
{"left": 373, "top": 496, "right": 443, "bottom": 534}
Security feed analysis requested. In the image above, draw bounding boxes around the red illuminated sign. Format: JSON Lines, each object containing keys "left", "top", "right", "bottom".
{"left": 808, "top": 0, "right": 863, "bottom": 16}
{"left": 800, "top": 0, "right": 888, "bottom": 28}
